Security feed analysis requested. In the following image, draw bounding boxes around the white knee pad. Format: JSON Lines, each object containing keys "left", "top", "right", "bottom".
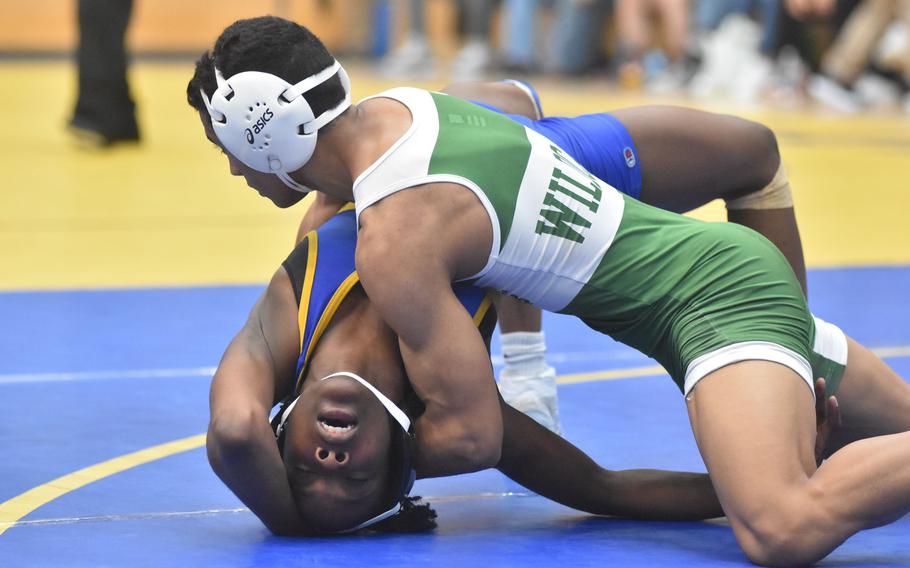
{"left": 725, "top": 162, "right": 793, "bottom": 210}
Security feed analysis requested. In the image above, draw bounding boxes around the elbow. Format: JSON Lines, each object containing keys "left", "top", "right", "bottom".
{"left": 426, "top": 426, "right": 501, "bottom": 475}
{"left": 420, "top": 411, "right": 503, "bottom": 475}
{"left": 206, "top": 411, "right": 261, "bottom": 467}
{"left": 471, "top": 409, "right": 504, "bottom": 469}
{"left": 458, "top": 427, "right": 502, "bottom": 471}
{"left": 266, "top": 522, "right": 307, "bottom": 538}
{"left": 476, "top": 435, "right": 502, "bottom": 470}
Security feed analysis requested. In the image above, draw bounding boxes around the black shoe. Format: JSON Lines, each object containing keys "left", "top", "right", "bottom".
{"left": 67, "top": 115, "right": 140, "bottom": 148}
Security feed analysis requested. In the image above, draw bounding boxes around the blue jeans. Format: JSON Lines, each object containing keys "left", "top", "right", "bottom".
{"left": 500, "top": 0, "right": 611, "bottom": 73}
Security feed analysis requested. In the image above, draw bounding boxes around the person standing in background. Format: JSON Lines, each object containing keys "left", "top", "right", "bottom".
{"left": 380, "top": 0, "right": 497, "bottom": 79}
{"left": 808, "top": 0, "right": 910, "bottom": 112}
{"left": 614, "top": 0, "right": 691, "bottom": 90}
{"left": 500, "top": 0, "right": 613, "bottom": 76}
{"left": 68, "top": 0, "right": 140, "bottom": 147}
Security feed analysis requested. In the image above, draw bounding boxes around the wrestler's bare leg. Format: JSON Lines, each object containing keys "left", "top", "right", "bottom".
{"left": 688, "top": 360, "right": 910, "bottom": 565}
{"left": 821, "top": 336, "right": 910, "bottom": 456}
{"left": 441, "top": 81, "right": 540, "bottom": 119}
{"left": 611, "top": 105, "right": 807, "bottom": 294}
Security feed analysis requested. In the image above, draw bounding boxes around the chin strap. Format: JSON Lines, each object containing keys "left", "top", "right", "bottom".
{"left": 319, "top": 371, "right": 411, "bottom": 431}
{"left": 276, "top": 171, "right": 313, "bottom": 193}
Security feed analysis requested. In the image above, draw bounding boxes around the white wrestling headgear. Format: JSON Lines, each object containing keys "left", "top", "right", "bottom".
{"left": 199, "top": 60, "right": 352, "bottom": 193}
{"left": 274, "top": 371, "right": 416, "bottom": 533}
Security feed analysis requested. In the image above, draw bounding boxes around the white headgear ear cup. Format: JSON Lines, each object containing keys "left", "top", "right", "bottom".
{"left": 205, "top": 60, "right": 352, "bottom": 193}
{"left": 199, "top": 87, "right": 225, "bottom": 124}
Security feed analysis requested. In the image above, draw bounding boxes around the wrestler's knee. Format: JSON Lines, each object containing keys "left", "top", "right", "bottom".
{"left": 722, "top": 120, "right": 794, "bottom": 211}
{"left": 733, "top": 118, "right": 780, "bottom": 191}
{"left": 730, "top": 487, "right": 835, "bottom": 566}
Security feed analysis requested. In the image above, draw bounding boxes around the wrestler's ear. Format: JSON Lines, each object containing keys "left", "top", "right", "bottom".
{"left": 271, "top": 395, "right": 298, "bottom": 457}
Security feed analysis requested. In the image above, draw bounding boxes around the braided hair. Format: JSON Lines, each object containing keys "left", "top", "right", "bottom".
{"left": 368, "top": 496, "right": 437, "bottom": 533}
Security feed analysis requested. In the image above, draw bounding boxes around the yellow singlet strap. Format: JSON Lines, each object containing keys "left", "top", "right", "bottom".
{"left": 297, "top": 231, "right": 319, "bottom": 353}
{"left": 295, "top": 272, "right": 361, "bottom": 393}
{"left": 473, "top": 292, "right": 494, "bottom": 327}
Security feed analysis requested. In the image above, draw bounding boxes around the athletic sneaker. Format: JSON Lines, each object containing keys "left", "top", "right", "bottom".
{"left": 648, "top": 60, "right": 699, "bottom": 95}
{"left": 379, "top": 36, "right": 434, "bottom": 78}
{"left": 450, "top": 40, "right": 493, "bottom": 81}
{"left": 808, "top": 74, "right": 862, "bottom": 113}
{"left": 855, "top": 73, "right": 902, "bottom": 108}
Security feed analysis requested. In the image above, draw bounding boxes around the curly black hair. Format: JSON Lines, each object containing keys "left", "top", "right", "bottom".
{"left": 187, "top": 16, "right": 346, "bottom": 122}
{"left": 369, "top": 496, "right": 438, "bottom": 533}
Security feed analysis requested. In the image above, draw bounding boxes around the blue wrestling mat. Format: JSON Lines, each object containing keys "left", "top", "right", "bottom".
{"left": 1, "top": 266, "right": 909, "bottom": 567}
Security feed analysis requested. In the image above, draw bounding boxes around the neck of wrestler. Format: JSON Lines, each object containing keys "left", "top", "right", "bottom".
{"left": 299, "top": 284, "right": 408, "bottom": 408}
{"left": 283, "top": 106, "right": 360, "bottom": 202}
{"left": 285, "top": 100, "right": 409, "bottom": 202}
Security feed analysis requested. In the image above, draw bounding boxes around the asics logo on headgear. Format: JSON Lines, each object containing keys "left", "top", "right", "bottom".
{"left": 202, "top": 60, "right": 352, "bottom": 193}
{"left": 244, "top": 107, "right": 275, "bottom": 144}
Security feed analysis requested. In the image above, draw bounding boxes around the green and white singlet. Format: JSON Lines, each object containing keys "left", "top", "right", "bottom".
{"left": 353, "top": 87, "right": 847, "bottom": 395}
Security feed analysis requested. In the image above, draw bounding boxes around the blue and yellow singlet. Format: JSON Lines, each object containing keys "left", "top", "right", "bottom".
{"left": 281, "top": 206, "right": 493, "bottom": 392}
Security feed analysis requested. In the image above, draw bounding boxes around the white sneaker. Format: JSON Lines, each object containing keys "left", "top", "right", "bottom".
{"left": 498, "top": 365, "right": 561, "bottom": 435}
{"left": 380, "top": 36, "right": 434, "bottom": 78}
{"left": 647, "top": 62, "right": 690, "bottom": 95}
{"left": 689, "top": 15, "right": 763, "bottom": 101}
{"left": 731, "top": 55, "right": 773, "bottom": 103}
{"left": 855, "top": 73, "right": 901, "bottom": 107}
{"left": 450, "top": 40, "right": 493, "bottom": 81}
{"left": 808, "top": 74, "right": 862, "bottom": 113}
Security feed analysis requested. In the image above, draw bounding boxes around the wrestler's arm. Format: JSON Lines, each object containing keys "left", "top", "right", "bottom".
{"left": 496, "top": 378, "right": 839, "bottom": 520}
{"left": 450, "top": 303, "right": 720, "bottom": 519}
{"left": 496, "top": 400, "right": 723, "bottom": 520}
{"left": 357, "top": 222, "right": 503, "bottom": 478}
{"left": 207, "top": 267, "right": 308, "bottom": 535}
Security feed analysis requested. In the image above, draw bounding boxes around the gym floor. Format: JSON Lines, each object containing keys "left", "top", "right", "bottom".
{"left": 1, "top": 61, "right": 908, "bottom": 567}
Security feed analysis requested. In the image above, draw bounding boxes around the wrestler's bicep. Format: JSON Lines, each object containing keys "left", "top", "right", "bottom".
{"left": 357, "top": 243, "right": 490, "bottom": 395}
{"left": 211, "top": 297, "right": 268, "bottom": 402}
{"left": 211, "top": 267, "right": 297, "bottom": 419}
{"left": 258, "top": 267, "right": 303, "bottom": 394}
{"left": 356, "top": 235, "right": 503, "bottom": 474}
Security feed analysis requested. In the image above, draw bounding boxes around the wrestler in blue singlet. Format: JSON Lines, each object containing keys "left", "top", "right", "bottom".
{"left": 470, "top": 80, "right": 643, "bottom": 200}
{"left": 284, "top": 207, "right": 492, "bottom": 389}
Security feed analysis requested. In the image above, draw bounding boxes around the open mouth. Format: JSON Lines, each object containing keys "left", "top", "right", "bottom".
{"left": 317, "top": 409, "right": 358, "bottom": 441}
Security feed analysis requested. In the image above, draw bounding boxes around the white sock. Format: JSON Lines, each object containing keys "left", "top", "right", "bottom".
{"left": 498, "top": 331, "right": 561, "bottom": 434}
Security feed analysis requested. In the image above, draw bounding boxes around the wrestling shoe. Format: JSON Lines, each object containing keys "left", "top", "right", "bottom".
{"left": 499, "top": 363, "right": 561, "bottom": 435}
